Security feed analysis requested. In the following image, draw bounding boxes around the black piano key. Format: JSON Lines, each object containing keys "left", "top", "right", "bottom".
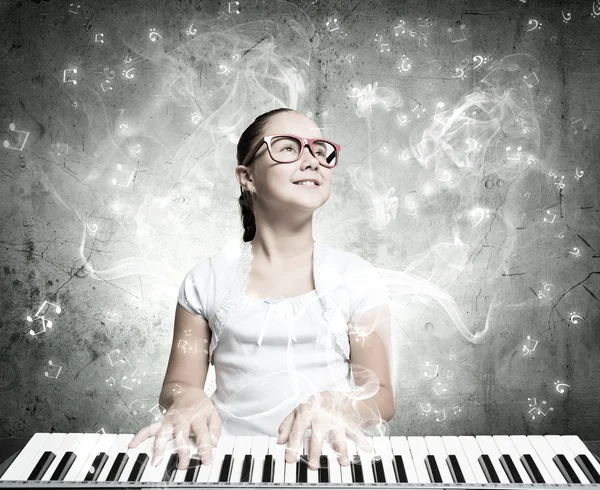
{"left": 84, "top": 452, "right": 108, "bottom": 481}
{"left": 161, "top": 453, "right": 178, "bottom": 482}
{"left": 106, "top": 452, "right": 129, "bottom": 481}
{"left": 297, "top": 454, "right": 308, "bottom": 482}
{"left": 50, "top": 451, "right": 76, "bottom": 480}
{"left": 218, "top": 454, "right": 233, "bottom": 482}
{"left": 261, "top": 454, "right": 274, "bottom": 482}
{"left": 350, "top": 454, "right": 363, "bottom": 483}
{"left": 372, "top": 455, "right": 385, "bottom": 482}
{"left": 318, "top": 454, "right": 329, "bottom": 483}
{"left": 184, "top": 456, "right": 201, "bottom": 482}
{"left": 393, "top": 455, "right": 408, "bottom": 482}
{"left": 127, "top": 453, "right": 149, "bottom": 481}
{"left": 28, "top": 451, "right": 56, "bottom": 480}
{"left": 575, "top": 454, "right": 600, "bottom": 484}
{"left": 520, "top": 453, "right": 545, "bottom": 483}
{"left": 446, "top": 454, "right": 465, "bottom": 483}
{"left": 478, "top": 454, "right": 500, "bottom": 483}
{"left": 240, "top": 454, "right": 253, "bottom": 482}
{"left": 425, "top": 454, "right": 443, "bottom": 483}
{"left": 499, "top": 454, "right": 523, "bottom": 483}
{"left": 553, "top": 454, "right": 581, "bottom": 484}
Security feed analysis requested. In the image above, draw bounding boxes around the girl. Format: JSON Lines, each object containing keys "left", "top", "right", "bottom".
{"left": 128, "top": 108, "right": 397, "bottom": 473}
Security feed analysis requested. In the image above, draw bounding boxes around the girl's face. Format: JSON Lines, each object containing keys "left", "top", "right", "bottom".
{"left": 238, "top": 112, "right": 333, "bottom": 214}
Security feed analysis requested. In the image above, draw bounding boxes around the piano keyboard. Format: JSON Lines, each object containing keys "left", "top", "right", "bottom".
{"left": 1, "top": 433, "right": 599, "bottom": 488}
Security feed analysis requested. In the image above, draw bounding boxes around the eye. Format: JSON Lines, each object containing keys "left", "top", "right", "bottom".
{"left": 282, "top": 145, "right": 298, "bottom": 153}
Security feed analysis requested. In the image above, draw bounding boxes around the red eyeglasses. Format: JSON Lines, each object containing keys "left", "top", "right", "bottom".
{"left": 240, "top": 134, "right": 340, "bottom": 168}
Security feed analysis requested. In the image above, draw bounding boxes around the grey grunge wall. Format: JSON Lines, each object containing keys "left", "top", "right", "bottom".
{"left": 0, "top": 0, "right": 599, "bottom": 440}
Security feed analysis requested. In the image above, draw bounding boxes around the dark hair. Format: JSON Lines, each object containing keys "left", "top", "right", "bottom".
{"left": 237, "top": 108, "right": 296, "bottom": 242}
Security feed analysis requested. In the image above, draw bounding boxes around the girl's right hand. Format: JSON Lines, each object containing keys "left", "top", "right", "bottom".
{"left": 127, "top": 386, "right": 222, "bottom": 470}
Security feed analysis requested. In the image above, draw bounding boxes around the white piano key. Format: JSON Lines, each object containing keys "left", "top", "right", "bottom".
{"left": 307, "top": 435, "right": 319, "bottom": 484}
{"left": 390, "top": 436, "right": 418, "bottom": 483}
{"left": 562, "top": 435, "right": 600, "bottom": 480}
{"left": 19, "top": 433, "right": 68, "bottom": 481}
{"left": 120, "top": 438, "right": 153, "bottom": 482}
{"left": 407, "top": 436, "right": 431, "bottom": 483}
{"left": 424, "top": 436, "right": 454, "bottom": 483}
{"left": 40, "top": 433, "right": 84, "bottom": 481}
{"left": 284, "top": 437, "right": 303, "bottom": 483}
{"left": 355, "top": 436, "right": 375, "bottom": 484}
{"left": 140, "top": 437, "right": 175, "bottom": 482}
{"left": 63, "top": 434, "right": 102, "bottom": 481}
{"left": 510, "top": 435, "right": 557, "bottom": 483}
{"left": 207, "top": 435, "right": 234, "bottom": 482}
{"left": 544, "top": 435, "right": 590, "bottom": 484}
{"left": 228, "top": 436, "right": 252, "bottom": 483}
{"left": 344, "top": 437, "right": 357, "bottom": 483}
{"left": 442, "top": 436, "right": 480, "bottom": 483}
{"left": 74, "top": 434, "right": 118, "bottom": 481}
{"left": 491, "top": 435, "right": 532, "bottom": 483}
{"left": 0, "top": 433, "right": 51, "bottom": 481}
{"left": 472, "top": 435, "right": 510, "bottom": 483}
{"left": 173, "top": 437, "right": 201, "bottom": 483}
{"left": 322, "top": 439, "right": 342, "bottom": 483}
{"left": 96, "top": 433, "right": 133, "bottom": 481}
{"left": 249, "top": 436, "right": 270, "bottom": 484}
{"left": 373, "top": 436, "right": 397, "bottom": 483}
{"left": 268, "top": 436, "right": 286, "bottom": 483}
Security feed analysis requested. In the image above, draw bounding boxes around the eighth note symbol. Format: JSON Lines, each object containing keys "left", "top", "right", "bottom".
{"left": 4, "top": 123, "right": 30, "bottom": 152}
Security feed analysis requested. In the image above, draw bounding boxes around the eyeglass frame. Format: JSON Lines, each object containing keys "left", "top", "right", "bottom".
{"left": 239, "top": 134, "right": 341, "bottom": 168}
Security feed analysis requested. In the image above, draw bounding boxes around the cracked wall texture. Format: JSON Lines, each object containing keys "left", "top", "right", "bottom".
{"left": 0, "top": 0, "right": 599, "bottom": 440}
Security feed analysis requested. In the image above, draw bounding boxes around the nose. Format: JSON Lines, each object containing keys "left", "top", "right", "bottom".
{"left": 300, "top": 144, "right": 320, "bottom": 168}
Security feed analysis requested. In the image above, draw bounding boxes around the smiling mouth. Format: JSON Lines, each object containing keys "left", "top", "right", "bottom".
{"left": 293, "top": 182, "right": 319, "bottom": 187}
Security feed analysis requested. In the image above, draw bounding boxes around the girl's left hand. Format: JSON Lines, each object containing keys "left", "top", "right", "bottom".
{"left": 277, "top": 391, "right": 372, "bottom": 470}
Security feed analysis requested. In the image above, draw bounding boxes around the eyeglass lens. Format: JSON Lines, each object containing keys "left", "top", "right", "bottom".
{"left": 269, "top": 136, "right": 337, "bottom": 167}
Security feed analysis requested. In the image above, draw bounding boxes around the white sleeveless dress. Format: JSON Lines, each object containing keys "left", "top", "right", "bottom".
{"left": 177, "top": 240, "right": 390, "bottom": 437}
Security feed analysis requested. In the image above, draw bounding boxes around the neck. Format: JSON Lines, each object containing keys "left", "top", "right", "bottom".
{"left": 250, "top": 221, "right": 315, "bottom": 264}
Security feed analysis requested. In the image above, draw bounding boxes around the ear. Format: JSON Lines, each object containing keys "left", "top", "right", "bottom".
{"left": 235, "top": 165, "right": 253, "bottom": 189}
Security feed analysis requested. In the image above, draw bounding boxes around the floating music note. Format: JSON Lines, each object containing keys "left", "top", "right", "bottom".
{"left": 393, "top": 21, "right": 405, "bottom": 36}
{"left": 423, "top": 361, "right": 438, "bottom": 377}
{"left": 434, "top": 409, "right": 446, "bottom": 422}
{"left": 525, "top": 19, "right": 542, "bottom": 31}
{"left": 433, "top": 382, "right": 447, "bottom": 396}
{"left": 228, "top": 1, "right": 240, "bottom": 14}
{"left": 63, "top": 67, "right": 78, "bottom": 84}
{"left": 569, "top": 118, "right": 587, "bottom": 134}
{"left": 121, "top": 368, "right": 146, "bottom": 390}
{"left": 570, "top": 312, "right": 584, "bottom": 324}
{"left": 506, "top": 146, "right": 522, "bottom": 160}
{"left": 528, "top": 399, "right": 553, "bottom": 420}
{"left": 523, "top": 72, "right": 539, "bottom": 88}
{"left": 44, "top": 360, "right": 62, "bottom": 379}
{"left": 452, "top": 406, "right": 462, "bottom": 415}
{"left": 172, "top": 383, "right": 183, "bottom": 394}
{"left": 187, "top": 24, "right": 197, "bottom": 35}
{"left": 100, "top": 80, "right": 113, "bottom": 92}
{"left": 94, "top": 33, "right": 104, "bottom": 43}
{"left": 107, "top": 349, "right": 128, "bottom": 367}
{"left": 345, "top": 54, "right": 354, "bottom": 63}
{"left": 3, "top": 123, "right": 30, "bottom": 151}
{"left": 543, "top": 209, "right": 556, "bottom": 224}
{"left": 69, "top": 3, "right": 80, "bottom": 14}
{"left": 522, "top": 335, "right": 538, "bottom": 356}
{"left": 554, "top": 380, "right": 571, "bottom": 393}
{"left": 111, "top": 164, "right": 135, "bottom": 187}
{"left": 326, "top": 17, "right": 339, "bottom": 32}
{"left": 149, "top": 29, "right": 163, "bottom": 42}
{"left": 129, "top": 399, "right": 145, "bottom": 416}
{"left": 412, "top": 103, "right": 426, "bottom": 118}
{"left": 51, "top": 142, "right": 69, "bottom": 156}
{"left": 149, "top": 404, "right": 167, "bottom": 422}
{"left": 27, "top": 301, "right": 62, "bottom": 335}
{"left": 419, "top": 402, "right": 432, "bottom": 414}
{"left": 447, "top": 23, "right": 466, "bottom": 43}
{"left": 380, "top": 43, "right": 390, "bottom": 52}
{"left": 106, "top": 376, "right": 116, "bottom": 387}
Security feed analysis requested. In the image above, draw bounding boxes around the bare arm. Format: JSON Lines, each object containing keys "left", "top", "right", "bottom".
{"left": 159, "top": 304, "right": 212, "bottom": 410}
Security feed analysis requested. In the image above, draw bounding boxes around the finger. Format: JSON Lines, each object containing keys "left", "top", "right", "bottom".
{"left": 128, "top": 422, "right": 162, "bottom": 449}
{"left": 190, "top": 420, "right": 211, "bottom": 465}
{"left": 278, "top": 412, "right": 295, "bottom": 444}
{"left": 328, "top": 425, "right": 350, "bottom": 466}
{"left": 207, "top": 409, "right": 222, "bottom": 447}
{"left": 173, "top": 424, "right": 191, "bottom": 470}
{"left": 286, "top": 415, "right": 308, "bottom": 464}
{"left": 308, "top": 423, "right": 325, "bottom": 470}
{"left": 152, "top": 422, "right": 173, "bottom": 466}
{"left": 346, "top": 424, "right": 371, "bottom": 452}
